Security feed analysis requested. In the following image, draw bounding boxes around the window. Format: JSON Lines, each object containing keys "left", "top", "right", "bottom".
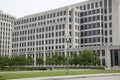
{"left": 109, "top": 22, "right": 112, "bottom": 28}
{"left": 110, "top": 37, "right": 112, "bottom": 42}
{"left": 109, "top": 30, "right": 112, "bottom": 35}
{"left": 92, "top": 10, "right": 96, "bottom": 14}
{"left": 53, "top": 13, "right": 55, "bottom": 17}
{"left": 69, "top": 11, "right": 72, "bottom": 15}
{"left": 97, "top": 30, "right": 100, "bottom": 35}
{"left": 87, "top": 4, "right": 90, "bottom": 9}
{"left": 69, "top": 24, "right": 71, "bottom": 29}
{"left": 109, "top": 15, "right": 112, "bottom": 20}
{"left": 57, "top": 12, "right": 59, "bottom": 16}
{"left": 105, "top": 23, "right": 107, "bottom": 28}
{"left": 91, "top": 3, "right": 94, "bottom": 9}
{"left": 105, "top": 38, "right": 107, "bottom": 43}
{"left": 69, "top": 18, "right": 72, "bottom": 22}
{"left": 97, "top": 15, "right": 100, "bottom": 20}
{"left": 84, "top": 5, "right": 86, "bottom": 10}
{"left": 97, "top": 9, "right": 100, "bottom": 13}
{"left": 109, "top": 8, "right": 112, "bottom": 13}
{"left": 104, "top": 8, "right": 107, "bottom": 14}
{"left": 100, "top": 1, "right": 103, "bottom": 7}
{"left": 95, "top": 2, "right": 98, "bottom": 8}
{"left": 109, "top": 0, "right": 112, "bottom": 7}
{"left": 104, "top": 0, "right": 107, "bottom": 7}
{"left": 104, "top": 16, "right": 107, "bottom": 21}
{"left": 64, "top": 11, "right": 66, "bottom": 15}
{"left": 80, "top": 6, "right": 82, "bottom": 10}
{"left": 105, "top": 30, "right": 107, "bottom": 35}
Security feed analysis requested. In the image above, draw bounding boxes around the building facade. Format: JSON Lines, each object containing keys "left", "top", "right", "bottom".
{"left": 12, "top": 0, "right": 120, "bottom": 69}
{"left": 0, "top": 10, "right": 15, "bottom": 56}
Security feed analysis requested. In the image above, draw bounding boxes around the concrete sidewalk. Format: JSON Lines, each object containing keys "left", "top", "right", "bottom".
{"left": 10, "top": 73, "right": 120, "bottom": 80}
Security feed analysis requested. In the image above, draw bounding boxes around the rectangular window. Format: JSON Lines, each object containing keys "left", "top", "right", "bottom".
{"left": 109, "top": 30, "right": 112, "bottom": 35}
{"left": 104, "top": 0, "right": 107, "bottom": 7}
{"left": 109, "top": 0, "right": 112, "bottom": 7}
{"left": 105, "top": 23, "right": 107, "bottom": 28}
{"left": 109, "top": 15, "right": 112, "bottom": 20}
{"left": 100, "top": 1, "right": 103, "bottom": 7}
{"left": 84, "top": 5, "right": 86, "bottom": 10}
{"left": 109, "top": 22, "right": 112, "bottom": 28}
{"left": 91, "top": 3, "right": 94, "bottom": 9}
{"left": 95, "top": 2, "right": 98, "bottom": 8}
{"left": 105, "top": 31, "right": 107, "bottom": 35}
{"left": 69, "top": 18, "right": 72, "bottom": 22}
{"left": 110, "top": 37, "right": 112, "bottom": 42}
{"left": 87, "top": 4, "right": 90, "bottom": 9}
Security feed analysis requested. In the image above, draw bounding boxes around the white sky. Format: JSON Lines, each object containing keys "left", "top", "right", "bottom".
{"left": 0, "top": 0, "right": 87, "bottom": 18}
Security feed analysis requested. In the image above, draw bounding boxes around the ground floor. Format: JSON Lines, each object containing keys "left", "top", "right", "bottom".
{"left": 12, "top": 46, "right": 120, "bottom": 69}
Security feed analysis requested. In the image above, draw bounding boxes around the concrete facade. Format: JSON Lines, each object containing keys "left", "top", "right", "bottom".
{"left": 0, "top": 10, "right": 15, "bottom": 56}
{"left": 9, "top": 0, "right": 120, "bottom": 69}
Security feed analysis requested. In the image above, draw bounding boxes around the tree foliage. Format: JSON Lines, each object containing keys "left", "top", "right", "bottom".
{"left": 36, "top": 57, "right": 44, "bottom": 65}
{"left": 69, "top": 49, "right": 100, "bottom": 66}
{"left": 0, "top": 49, "right": 100, "bottom": 67}
{"left": 46, "top": 51, "right": 66, "bottom": 65}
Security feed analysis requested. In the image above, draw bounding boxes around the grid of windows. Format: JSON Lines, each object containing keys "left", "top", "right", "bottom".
{"left": 12, "top": 0, "right": 114, "bottom": 53}
{"left": 0, "top": 11, "right": 15, "bottom": 55}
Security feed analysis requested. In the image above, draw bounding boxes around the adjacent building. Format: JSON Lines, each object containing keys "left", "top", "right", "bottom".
{"left": 11, "top": 0, "right": 120, "bottom": 69}
{"left": 0, "top": 10, "right": 15, "bottom": 56}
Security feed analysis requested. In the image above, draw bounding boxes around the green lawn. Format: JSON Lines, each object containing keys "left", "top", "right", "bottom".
{"left": 0, "top": 70, "right": 120, "bottom": 79}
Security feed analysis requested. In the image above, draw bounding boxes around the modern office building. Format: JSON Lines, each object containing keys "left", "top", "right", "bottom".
{"left": 12, "top": 0, "right": 120, "bottom": 69}
{"left": 0, "top": 10, "right": 15, "bottom": 56}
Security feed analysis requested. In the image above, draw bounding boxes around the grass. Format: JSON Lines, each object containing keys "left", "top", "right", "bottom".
{"left": 0, "top": 69, "right": 120, "bottom": 79}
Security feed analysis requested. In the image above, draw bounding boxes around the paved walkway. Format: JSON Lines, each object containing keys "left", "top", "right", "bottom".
{"left": 65, "top": 75, "right": 120, "bottom": 80}
{"left": 10, "top": 73, "right": 120, "bottom": 80}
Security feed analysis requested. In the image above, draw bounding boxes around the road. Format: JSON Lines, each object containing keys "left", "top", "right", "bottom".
{"left": 64, "top": 75, "right": 120, "bottom": 80}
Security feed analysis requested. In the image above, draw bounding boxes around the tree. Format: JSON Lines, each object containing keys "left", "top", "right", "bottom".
{"left": 36, "top": 57, "right": 44, "bottom": 65}
{"left": 79, "top": 49, "right": 100, "bottom": 67}
{"left": 12, "top": 55, "right": 27, "bottom": 66}
{"left": 69, "top": 53, "right": 80, "bottom": 65}
{"left": 0, "top": 55, "right": 10, "bottom": 67}
{"left": 52, "top": 52, "right": 65, "bottom": 65}
{"left": 26, "top": 56, "right": 34, "bottom": 65}
{"left": 46, "top": 51, "right": 65, "bottom": 65}
{"left": 46, "top": 56, "right": 54, "bottom": 65}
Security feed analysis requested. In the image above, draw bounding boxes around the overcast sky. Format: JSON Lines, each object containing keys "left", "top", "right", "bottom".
{"left": 0, "top": 0, "right": 87, "bottom": 18}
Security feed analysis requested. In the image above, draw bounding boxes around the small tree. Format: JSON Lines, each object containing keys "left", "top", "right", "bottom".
{"left": 46, "top": 51, "right": 65, "bottom": 65}
{"left": 36, "top": 57, "right": 44, "bottom": 65}
{"left": 79, "top": 49, "right": 100, "bottom": 67}
{"left": 46, "top": 56, "right": 54, "bottom": 65}
{"left": 26, "top": 56, "right": 34, "bottom": 65}
{"left": 0, "top": 55, "right": 10, "bottom": 67}
{"left": 12, "top": 55, "right": 27, "bottom": 67}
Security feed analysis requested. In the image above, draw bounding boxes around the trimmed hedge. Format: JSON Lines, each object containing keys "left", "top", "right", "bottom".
{"left": 0, "top": 67, "right": 47, "bottom": 71}
{"left": 53, "top": 66, "right": 105, "bottom": 70}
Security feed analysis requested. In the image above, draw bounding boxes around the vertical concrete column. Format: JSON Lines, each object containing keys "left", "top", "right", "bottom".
{"left": 105, "top": 46, "right": 111, "bottom": 70}
{"left": 112, "top": 50, "right": 115, "bottom": 67}
{"left": 43, "top": 51, "right": 46, "bottom": 66}
{"left": 100, "top": 50, "right": 103, "bottom": 66}
{"left": 25, "top": 52, "right": 28, "bottom": 58}
{"left": 34, "top": 51, "right": 36, "bottom": 67}
{"left": 118, "top": 50, "right": 120, "bottom": 66}
{"left": 71, "top": 8, "right": 75, "bottom": 48}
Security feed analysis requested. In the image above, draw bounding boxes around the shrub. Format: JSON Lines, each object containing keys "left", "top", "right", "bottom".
{"left": 0, "top": 67, "right": 47, "bottom": 71}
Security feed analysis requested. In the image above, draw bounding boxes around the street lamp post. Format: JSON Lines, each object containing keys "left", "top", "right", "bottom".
{"left": 65, "top": 35, "right": 70, "bottom": 75}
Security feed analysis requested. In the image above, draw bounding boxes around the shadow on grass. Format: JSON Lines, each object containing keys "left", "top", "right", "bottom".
{"left": 0, "top": 75, "right": 5, "bottom": 80}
